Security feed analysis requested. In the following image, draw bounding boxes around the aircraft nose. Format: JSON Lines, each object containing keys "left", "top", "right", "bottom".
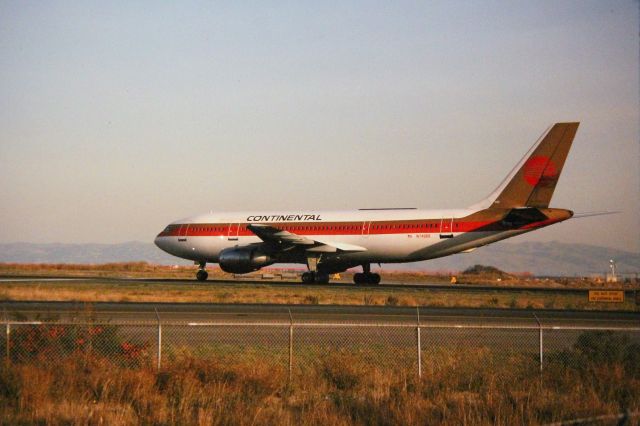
{"left": 154, "top": 231, "right": 169, "bottom": 252}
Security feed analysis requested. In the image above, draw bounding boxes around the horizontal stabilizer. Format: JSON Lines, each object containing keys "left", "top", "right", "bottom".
{"left": 572, "top": 211, "right": 620, "bottom": 219}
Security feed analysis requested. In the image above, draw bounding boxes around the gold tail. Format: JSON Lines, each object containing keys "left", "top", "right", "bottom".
{"left": 478, "top": 122, "right": 579, "bottom": 209}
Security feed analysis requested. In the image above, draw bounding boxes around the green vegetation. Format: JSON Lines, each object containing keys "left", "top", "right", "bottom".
{"left": 463, "top": 264, "right": 506, "bottom": 275}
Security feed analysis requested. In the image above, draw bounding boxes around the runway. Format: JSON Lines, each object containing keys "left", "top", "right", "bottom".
{"left": 1, "top": 275, "right": 637, "bottom": 295}
{"left": 1, "top": 301, "right": 639, "bottom": 328}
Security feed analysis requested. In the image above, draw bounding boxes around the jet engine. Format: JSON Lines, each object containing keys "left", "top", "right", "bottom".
{"left": 218, "top": 246, "right": 274, "bottom": 274}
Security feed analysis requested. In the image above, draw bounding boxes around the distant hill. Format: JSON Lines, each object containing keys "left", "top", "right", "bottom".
{"left": 0, "top": 242, "right": 184, "bottom": 266}
{"left": 0, "top": 241, "right": 638, "bottom": 277}
{"left": 404, "top": 241, "right": 640, "bottom": 277}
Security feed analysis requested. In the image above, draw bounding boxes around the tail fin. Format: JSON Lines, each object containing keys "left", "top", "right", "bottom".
{"left": 469, "top": 122, "right": 579, "bottom": 210}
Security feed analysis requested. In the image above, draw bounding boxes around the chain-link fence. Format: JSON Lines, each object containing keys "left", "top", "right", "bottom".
{"left": 2, "top": 310, "right": 639, "bottom": 424}
{"left": 1, "top": 312, "right": 639, "bottom": 384}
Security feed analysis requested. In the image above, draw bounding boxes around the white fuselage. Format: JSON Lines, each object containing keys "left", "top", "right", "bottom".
{"left": 154, "top": 208, "right": 534, "bottom": 270}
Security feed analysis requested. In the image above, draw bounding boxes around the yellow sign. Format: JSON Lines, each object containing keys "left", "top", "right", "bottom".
{"left": 589, "top": 290, "right": 624, "bottom": 303}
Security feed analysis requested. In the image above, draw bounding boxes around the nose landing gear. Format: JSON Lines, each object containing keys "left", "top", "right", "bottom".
{"left": 196, "top": 262, "right": 208, "bottom": 281}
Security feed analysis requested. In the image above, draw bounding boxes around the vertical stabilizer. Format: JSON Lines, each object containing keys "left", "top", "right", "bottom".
{"left": 469, "top": 122, "right": 579, "bottom": 210}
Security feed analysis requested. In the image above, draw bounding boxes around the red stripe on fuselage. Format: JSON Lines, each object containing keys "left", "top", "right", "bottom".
{"left": 156, "top": 218, "right": 540, "bottom": 238}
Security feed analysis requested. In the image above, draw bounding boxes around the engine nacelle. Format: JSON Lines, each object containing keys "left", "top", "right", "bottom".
{"left": 218, "top": 246, "right": 274, "bottom": 274}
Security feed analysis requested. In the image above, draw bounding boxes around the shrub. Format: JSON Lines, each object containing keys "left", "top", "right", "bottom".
{"left": 303, "top": 295, "right": 319, "bottom": 305}
{"left": 572, "top": 331, "right": 640, "bottom": 377}
{"left": 7, "top": 323, "right": 148, "bottom": 367}
{"left": 320, "top": 352, "right": 365, "bottom": 391}
{"left": 385, "top": 295, "right": 399, "bottom": 306}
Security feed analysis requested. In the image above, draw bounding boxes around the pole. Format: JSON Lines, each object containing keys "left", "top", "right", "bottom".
{"left": 288, "top": 308, "right": 293, "bottom": 385}
{"left": 155, "top": 308, "right": 162, "bottom": 370}
{"left": 416, "top": 306, "right": 422, "bottom": 378}
{"left": 5, "top": 323, "right": 9, "bottom": 363}
{"left": 3, "top": 309, "right": 8, "bottom": 364}
{"left": 533, "top": 313, "right": 542, "bottom": 372}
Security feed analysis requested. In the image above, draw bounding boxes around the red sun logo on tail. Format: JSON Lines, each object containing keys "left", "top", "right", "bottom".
{"left": 523, "top": 156, "right": 558, "bottom": 187}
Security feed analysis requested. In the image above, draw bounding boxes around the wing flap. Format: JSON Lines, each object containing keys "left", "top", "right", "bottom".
{"left": 312, "top": 239, "right": 367, "bottom": 252}
{"left": 247, "top": 224, "right": 315, "bottom": 246}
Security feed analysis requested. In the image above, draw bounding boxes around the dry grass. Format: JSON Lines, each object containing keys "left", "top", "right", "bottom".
{"left": 0, "top": 283, "right": 633, "bottom": 313}
{"left": 0, "top": 262, "right": 207, "bottom": 279}
{"left": 1, "top": 331, "right": 639, "bottom": 425}
{"left": 0, "top": 279, "right": 636, "bottom": 311}
{"left": 1, "top": 262, "right": 637, "bottom": 311}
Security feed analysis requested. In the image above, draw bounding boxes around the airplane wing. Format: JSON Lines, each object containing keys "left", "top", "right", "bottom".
{"left": 247, "top": 224, "right": 367, "bottom": 253}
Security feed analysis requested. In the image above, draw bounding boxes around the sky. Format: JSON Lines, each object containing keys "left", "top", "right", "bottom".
{"left": 0, "top": 1, "right": 638, "bottom": 252}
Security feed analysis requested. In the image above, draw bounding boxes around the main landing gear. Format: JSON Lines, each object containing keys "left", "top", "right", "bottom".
{"left": 353, "top": 264, "right": 381, "bottom": 285}
{"left": 196, "top": 262, "right": 208, "bottom": 281}
{"left": 301, "top": 254, "right": 330, "bottom": 284}
{"left": 301, "top": 271, "right": 330, "bottom": 284}
{"left": 353, "top": 273, "right": 381, "bottom": 285}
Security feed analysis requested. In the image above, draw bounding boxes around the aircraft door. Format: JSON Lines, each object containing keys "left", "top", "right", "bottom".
{"left": 227, "top": 223, "right": 240, "bottom": 241}
{"left": 439, "top": 218, "right": 454, "bottom": 239}
{"left": 178, "top": 224, "right": 189, "bottom": 242}
{"left": 361, "top": 221, "right": 371, "bottom": 238}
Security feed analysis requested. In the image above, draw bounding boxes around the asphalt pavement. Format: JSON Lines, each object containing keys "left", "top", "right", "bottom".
{"left": 1, "top": 301, "right": 638, "bottom": 328}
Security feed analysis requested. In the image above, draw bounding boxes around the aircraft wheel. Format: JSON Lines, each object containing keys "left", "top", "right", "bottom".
{"left": 354, "top": 272, "right": 380, "bottom": 285}
{"left": 196, "top": 269, "right": 208, "bottom": 281}
{"left": 301, "top": 272, "right": 315, "bottom": 284}
{"left": 314, "top": 273, "right": 330, "bottom": 284}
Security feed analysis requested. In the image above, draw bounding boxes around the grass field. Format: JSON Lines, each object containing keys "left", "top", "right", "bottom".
{"left": 1, "top": 329, "right": 638, "bottom": 425}
{"left": 0, "top": 263, "right": 638, "bottom": 311}
{"left": 0, "top": 278, "right": 639, "bottom": 311}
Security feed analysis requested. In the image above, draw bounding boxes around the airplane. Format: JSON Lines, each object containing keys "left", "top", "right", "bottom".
{"left": 155, "top": 122, "right": 580, "bottom": 284}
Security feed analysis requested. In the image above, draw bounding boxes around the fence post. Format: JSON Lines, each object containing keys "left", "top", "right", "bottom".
{"left": 533, "top": 313, "right": 542, "bottom": 372}
{"left": 288, "top": 309, "right": 293, "bottom": 385}
{"left": 5, "top": 322, "right": 9, "bottom": 363}
{"left": 3, "top": 309, "right": 8, "bottom": 363}
{"left": 416, "top": 306, "right": 422, "bottom": 378}
{"left": 155, "top": 308, "right": 162, "bottom": 370}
